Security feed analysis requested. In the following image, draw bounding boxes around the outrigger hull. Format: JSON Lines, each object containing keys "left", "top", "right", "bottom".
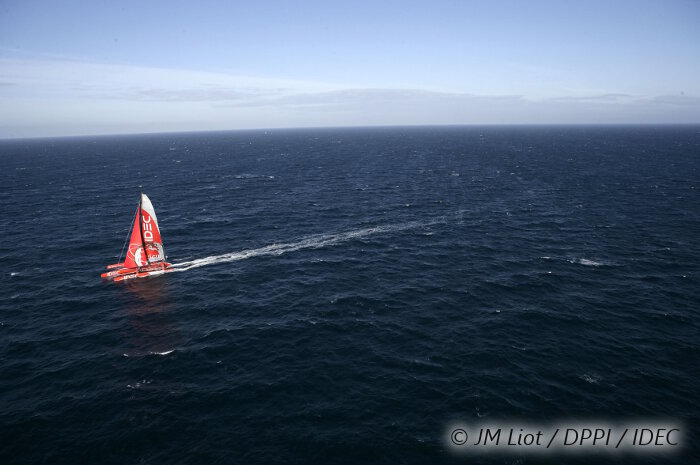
{"left": 102, "top": 262, "right": 173, "bottom": 282}
{"left": 102, "top": 263, "right": 173, "bottom": 282}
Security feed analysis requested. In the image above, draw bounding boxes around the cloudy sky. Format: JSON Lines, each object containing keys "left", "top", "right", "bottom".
{"left": 1, "top": 0, "right": 699, "bottom": 138}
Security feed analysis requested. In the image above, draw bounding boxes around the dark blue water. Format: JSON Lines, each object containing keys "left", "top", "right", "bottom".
{"left": 1, "top": 126, "right": 699, "bottom": 464}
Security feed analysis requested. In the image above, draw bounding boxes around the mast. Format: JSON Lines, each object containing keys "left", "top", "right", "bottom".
{"left": 117, "top": 205, "right": 138, "bottom": 265}
{"left": 138, "top": 192, "right": 150, "bottom": 266}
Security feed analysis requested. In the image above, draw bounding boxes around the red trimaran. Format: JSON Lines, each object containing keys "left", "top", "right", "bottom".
{"left": 101, "top": 193, "right": 173, "bottom": 282}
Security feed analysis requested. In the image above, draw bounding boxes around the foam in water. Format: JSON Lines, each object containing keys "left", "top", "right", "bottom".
{"left": 151, "top": 350, "right": 175, "bottom": 356}
{"left": 570, "top": 258, "right": 603, "bottom": 266}
{"left": 171, "top": 219, "right": 440, "bottom": 272}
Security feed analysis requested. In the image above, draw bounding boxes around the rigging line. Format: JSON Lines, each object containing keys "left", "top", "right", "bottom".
{"left": 117, "top": 204, "right": 138, "bottom": 264}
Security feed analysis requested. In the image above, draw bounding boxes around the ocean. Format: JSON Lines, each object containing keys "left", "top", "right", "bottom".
{"left": 1, "top": 126, "right": 698, "bottom": 464}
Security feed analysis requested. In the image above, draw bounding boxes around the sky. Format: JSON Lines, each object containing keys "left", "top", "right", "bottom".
{"left": 1, "top": 0, "right": 699, "bottom": 138}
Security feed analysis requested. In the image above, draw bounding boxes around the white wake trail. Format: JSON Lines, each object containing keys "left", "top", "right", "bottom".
{"left": 170, "top": 218, "right": 440, "bottom": 272}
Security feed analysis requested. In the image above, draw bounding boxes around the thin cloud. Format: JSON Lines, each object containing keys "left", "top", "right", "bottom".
{"left": 102, "top": 87, "right": 285, "bottom": 103}
{"left": 0, "top": 57, "right": 339, "bottom": 98}
{"left": 548, "top": 93, "right": 636, "bottom": 103}
{"left": 1, "top": 56, "right": 699, "bottom": 138}
{"left": 651, "top": 94, "right": 700, "bottom": 106}
{"left": 217, "top": 88, "right": 524, "bottom": 109}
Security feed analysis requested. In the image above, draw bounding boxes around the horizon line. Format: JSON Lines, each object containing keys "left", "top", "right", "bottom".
{"left": 2, "top": 122, "right": 700, "bottom": 142}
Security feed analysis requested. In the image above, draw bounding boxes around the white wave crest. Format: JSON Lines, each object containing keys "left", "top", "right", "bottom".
{"left": 570, "top": 258, "right": 603, "bottom": 266}
{"left": 151, "top": 349, "right": 175, "bottom": 356}
{"left": 171, "top": 219, "right": 440, "bottom": 272}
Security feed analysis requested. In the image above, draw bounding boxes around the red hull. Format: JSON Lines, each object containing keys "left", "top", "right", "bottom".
{"left": 101, "top": 262, "right": 173, "bottom": 281}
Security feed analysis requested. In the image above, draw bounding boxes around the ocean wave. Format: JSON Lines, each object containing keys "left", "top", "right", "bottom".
{"left": 569, "top": 258, "right": 603, "bottom": 266}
